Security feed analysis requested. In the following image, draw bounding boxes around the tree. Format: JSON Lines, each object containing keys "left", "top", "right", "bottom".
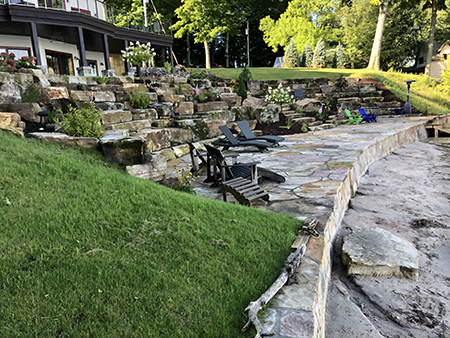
{"left": 424, "top": 0, "right": 447, "bottom": 76}
{"left": 304, "top": 43, "right": 314, "bottom": 67}
{"left": 284, "top": 40, "right": 299, "bottom": 67}
{"left": 336, "top": 43, "right": 348, "bottom": 68}
{"left": 312, "top": 38, "right": 326, "bottom": 68}
{"left": 367, "top": 0, "right": 389, "bottom": 70}
{"left": 171, "top": 0, "right": 244, "bottom": 68}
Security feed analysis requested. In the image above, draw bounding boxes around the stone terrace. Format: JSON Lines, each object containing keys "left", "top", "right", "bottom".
{"left": 165, "top": 115, "right": 443, "bottom": 338}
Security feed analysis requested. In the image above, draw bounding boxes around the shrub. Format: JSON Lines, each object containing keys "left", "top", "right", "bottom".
{"left": 335, "top": 43, "right": 348, "bottom": 69}
{"left": 93, "top": 75, "right": 108, "bottom": 85}
{"left": 304, "top": 44, "right": 314, "bottom": 68}
{"left": 0, "top": 52, "right": 17, "bottom": 72}
{"left": 164, "top": 61, "right": 172, "bottom": 72}
{"left": 16, "top": 55, "right": 38, "bottom": 69}
{"left": 129, "top": 88, "right": 150, "bottom": 109}
{"left": 312, "top": 38, "right": 326, "bottom": 68}
{"left": 284, "top": 40, "right": 299, "bottom": 68}
{"left": 22, "top": 83, "right": 49, "bottom": 103}
{"left": 57, "top": 101, "right": 104, "bottom": 138}
{"left": 121, "top": 41, "right": 156, "bottom": 67}
{"left": 265, "top": 83, "right": 294, "bottom": 107}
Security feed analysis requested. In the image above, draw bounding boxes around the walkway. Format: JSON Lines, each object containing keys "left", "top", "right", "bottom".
{"left": 164, "top": 115, "right": 434, "bottom": 338}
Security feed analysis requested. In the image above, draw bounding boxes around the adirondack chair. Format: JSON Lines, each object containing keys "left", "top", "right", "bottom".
{"left": 187, "top": 142, "right": 211, "bottom": 179}
{"left": 204, "top": 145, "right": 270, "bottom": 206}
{"left": 344, "top": 109, "right": 363, "bottom": 125}
{"left": 236, "top": 120, "right": 285, "bottom": 145}
{"left": 358, "top": 108, "right": 377, "bottom": 123}
{"left": 214, "top": 125, "right": 272, "bottom": 152}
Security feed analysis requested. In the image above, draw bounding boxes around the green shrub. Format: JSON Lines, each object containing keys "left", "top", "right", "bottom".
{"left": 22, "top": 83, "right": 49, "bottom": 103}
{"left": 129, "top": 88, "right": 150, "bottom": 109}
{"left": 93, "top": 75, "right": 108, "bottom": 85}
{"left": 284, "top": 40, "right": 299, "bottom": 68}
{"left": 304, "top": 43, "right": 314, "bottom": 68}
{"left": 164, "top": 61, "right": 172, "bottom": 72}
{"left": 312, "top": 38, "right": 326, "bottom": 68}
{"left": 57, "top": 101, "right": 104, "bottom": 138}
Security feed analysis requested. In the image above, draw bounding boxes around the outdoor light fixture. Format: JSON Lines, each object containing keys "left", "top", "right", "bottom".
{"left": 37, "top": 109, "right": 48, "bottom": 131}
{"left": 403, "top": 80, "right": 416, "bottom": 115}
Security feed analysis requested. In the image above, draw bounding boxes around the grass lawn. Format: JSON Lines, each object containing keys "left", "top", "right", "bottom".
{"left": 0, "top": 131, "right": 300, "bottom": 337}
{"left": 197, "top": 67, "right": 450, "bottom": 115}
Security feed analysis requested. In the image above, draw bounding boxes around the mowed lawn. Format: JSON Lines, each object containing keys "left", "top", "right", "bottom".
{"left": 202, "top": 67, "right": 450, "bottom": 115}
{"left": 0, "top": 131, "right": 300, "bottom": 337}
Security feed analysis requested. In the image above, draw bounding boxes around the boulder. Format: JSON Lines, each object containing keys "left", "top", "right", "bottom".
{"left": 295, "top": 98, "right": 321, "bottom": 112}
{"left": 220, "top": 93, "right": 239, "bottom": 107}
{"left": 254, "top": 106, "right": 279, "bottom": 124}
{"left": 126, "top": 157, "right": 167, "bottom": 182}
{"left": 0, "top": 103, "right": 42, "bottom": 123}
{"left": 195, "top": 101, "right": 229, "bottom": 113}
{"left": 166, "top": 127, "right": 193, "bottom": 145}
{"left": 204, "top": 110, "right": 235, "bottom": 122}
{"left": 173, "top": 118, "right": 210, "bottom": 141}
{"left": 160, "top": 94, "right": 185, "bottom": 103}
{"left": 95, "top": 102, "right": 125, "bottom": 111}
{"left": 248, "top": 80, "right": 261, "bottom": 92}
{"left": 70, "top": 90, "right": 93, "bottom": 102}
{"left": 189, "top": 79, "right": 212, "bottom": 89}
{"left": 138, "top": 128, "right": 172, "bottom": 152}
{"left": 205, "top": 120, "right": 227, "bottom": 138}
{"left": 0, "top": 83, "right": 21, "bottom": 104}
{"left": 102, "top": 110, "right": 133, "bottom": 125}
{"left": 46, "top": 87, "right": 69, "bottom": 100}
{"left": 12, "top": 72, "right": 34, "bottom": 86}
{"left": 100, "top": 134, "right": 146, "bottom": 165}
{"left": 232, "top": 106, "right": 254, "bottom": 121}
{"left": 152, "top": 103, "right": 174, "bottom": 117}
{"left": 242, "top": 96, "right": 266, "bottom": 107}
{"left": 28, "top": 132, "right": 99, "bottom": 150}
{"left": 342, "top": 227, "right": 419, "bottom": 281}
{"left": 0, "top": 112, "right": 24, "bottom": 136}
{"left": 176, "top": 101, "right": 194, "bottom": 115}
{"left": 93, "top": 91, "right": 116, "bottom": 102}
{"left": 131, "top": 108, "right": 158, "bottom": 121}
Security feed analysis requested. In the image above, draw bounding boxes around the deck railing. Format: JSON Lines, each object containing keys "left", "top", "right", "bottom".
{"left": 0, "top": 0, "right": 172, "bottom": 36}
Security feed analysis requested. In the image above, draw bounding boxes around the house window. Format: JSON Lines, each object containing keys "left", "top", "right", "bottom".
{"left": 46, "top": 50, "right": 74, "bottom": 75}
{"left": 38, "top": 0, "right": 64, "bottom": 9}
{"left": 0, "top": 47, "right": 31, "bottom": 59}
{"left": 87, "top": 59, "right": 98, "bottom": 76}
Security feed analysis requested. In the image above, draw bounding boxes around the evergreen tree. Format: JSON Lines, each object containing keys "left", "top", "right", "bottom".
{"left": 284, "top": 40, "right": 299, "bottom": 67}
{"left": 336, "top": 43, "right": 348, "bottom": 69}
{"left": 312, "top": 38, "right": 326, "bottom": 68}
{"left": 332, "top": 52, "right": 337, "bottom": 68}
{"left": 304, "top": 43, "right": 314, "bottom": 68}
{"left": 299, "top": 52, "right": 306, "bottom": 67}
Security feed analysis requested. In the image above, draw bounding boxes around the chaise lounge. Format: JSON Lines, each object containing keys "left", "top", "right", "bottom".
{"left": 237, "top": 120, "right": 285, "bottom": 145}
{"left": 214, "top": 125, "right": 272, "bottom": 152}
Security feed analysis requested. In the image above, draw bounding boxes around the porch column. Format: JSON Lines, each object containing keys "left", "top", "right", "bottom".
{"left": 102, "top": 34, "right": 115, "bottom": 76}
{"left": 29, "top": 22, "right": 42, "bottom": 66}
{"left": 76, "top": 27, "right": 91, "bottom": 76}
{"left": 169, "top": 46, "right": 174, "bottom": 71}
{"left": 123, "top": 40, "right": 131, "bottom": 76}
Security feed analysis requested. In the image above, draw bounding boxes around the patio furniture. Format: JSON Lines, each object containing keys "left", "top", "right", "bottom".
{"left": 237, "top": 120, "right": 285, "bottom": 145}
{"left": 204, "top": 145, "right": 270, "bottom": 206}
{"left": 214, "top": 125, "right": 272, "bottom": 152}
{"left": 358, "top": 108, "right": 377, "bottom": 123}
{"left": 344, "top": 109, "right": 363, "bottom": 125}
{"left": 187, "top": 142, "right": 211, "bottom": 176}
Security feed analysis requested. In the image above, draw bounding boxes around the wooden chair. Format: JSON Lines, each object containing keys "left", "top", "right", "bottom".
{"left": 236, "top": 120, "right": 285, "bottom": 145}
{"left": 344, "top": 109, "right": 363, "bottom": 125}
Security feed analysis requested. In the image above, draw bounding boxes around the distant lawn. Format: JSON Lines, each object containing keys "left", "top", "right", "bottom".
{"left": 0, "top": 131, "right": 300, "bottom": 337}
{"left": 196, "top": 67, "right": 450, "bottom": 115}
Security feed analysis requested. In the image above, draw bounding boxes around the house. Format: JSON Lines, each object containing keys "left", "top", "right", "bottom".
{"left": 404, "top": 42, "right": 449, "bottom": 78}
{"left": 0, "top": 0, "right": 173, "bottom": 76}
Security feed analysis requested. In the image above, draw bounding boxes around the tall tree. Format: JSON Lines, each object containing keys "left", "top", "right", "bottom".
{"left": 171, "top": 0, "right": 244, "bottom": 68}
{"left": 312, "top": 38, "right": 326, "bottom": 68}
{"left": 284, "top": 40, "right": 299, "bottom": 67}
{"left": 424, "top": 0, "right": 447, "bottom": 76}
{"left": 367, "top": 0, "right": 389, "bottom": 70}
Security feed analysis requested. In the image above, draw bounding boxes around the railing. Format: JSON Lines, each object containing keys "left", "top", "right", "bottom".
{"left": 0, "top": 0, "right": 172, "bottom": 36}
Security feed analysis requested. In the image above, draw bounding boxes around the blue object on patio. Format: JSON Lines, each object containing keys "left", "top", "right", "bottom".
{"left": 358, "top": 108, "right": 377, "bottom": 123}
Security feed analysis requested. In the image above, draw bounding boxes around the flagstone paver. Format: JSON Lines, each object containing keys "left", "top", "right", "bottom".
{"left": 165, "top": 115, "right": 434, "bottom": 338}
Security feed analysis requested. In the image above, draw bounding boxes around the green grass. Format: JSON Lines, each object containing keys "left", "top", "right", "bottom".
{"left": 0, "top": 131, "right": 300, "bottom": 337}
{"left": 200, "top": 67, "right": 450, "bottom": 115}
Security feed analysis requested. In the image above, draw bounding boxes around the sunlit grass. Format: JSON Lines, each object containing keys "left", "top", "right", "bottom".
{"left": 199, "top": 67, "right": 450, "bottom": 115}
{"left": 0, "top": 131, "right": 300, "bottom": 337}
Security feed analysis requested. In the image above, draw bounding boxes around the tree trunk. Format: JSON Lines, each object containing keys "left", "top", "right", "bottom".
{"left": 226, "top": 34, "right": 229, "bottom": 68}
{"left": 186, "top": 34, "right": 191, "bottom": 67}
{"left": 367, "top": 0, "right": 389, "bottom": 70}
{"left": 425, "top": 0, "right": 437, "bottom": 77}
{"left": 204, "top": 41, "right": 211, "bottom": 69}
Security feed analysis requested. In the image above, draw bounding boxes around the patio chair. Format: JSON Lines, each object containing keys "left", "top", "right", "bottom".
{"left": 236, "top": 120, "right": 285, "bottom": 145}
{"left": 214, "top": 125, "right": 272, "bottom": 152}
{"left": 187, "top": 141, "right": 210, "bottom": 176}
{"left": 205, "top": 145, "right": 285, "bottom": 185}
{"left": 358, "top": 108, "right": 377, "bottom": 123}
{"left": 344, "top": 109, "right": 363, "bottom": 125}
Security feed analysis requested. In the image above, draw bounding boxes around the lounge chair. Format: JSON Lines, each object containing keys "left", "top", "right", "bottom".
{"left": 214, "top": 125, "right": 272, "bottom": 152}
{"left": 358, "top": 108, "right": 377, "bottom": 123}
{"left": 204, "top": 145, "right": 285, "bottom": 186}
{"left": 344, "top": 109, "right": 363, "bottom": 125}
{"left": 237, "top": 120, "right": 285, "bottom": 145}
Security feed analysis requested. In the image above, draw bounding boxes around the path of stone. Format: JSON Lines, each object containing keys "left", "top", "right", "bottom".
{"left": 163, "top": 115, "right": 435, "bottom": 338}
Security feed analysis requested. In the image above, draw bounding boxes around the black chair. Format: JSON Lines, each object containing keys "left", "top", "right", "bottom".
{"left": 214, "top": 125, "right": 272, "bottom": 152}
{"left": 237, "top": 120, "right": 285, "bottom": 145}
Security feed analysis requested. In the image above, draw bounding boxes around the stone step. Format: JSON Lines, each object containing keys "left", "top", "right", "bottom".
{"left": 284, "top": 112, "right": 307, "bottom": 118}
{"left": 104, "top": 119, "right": 153, "bottom": 131}
{"left": 195, "top": 101, "right": 229, "bottom": 113}
{"left": 307, "top": 120, "right": 323, "bottom": 126}
{"left": 309, "top": 123, "right": 336, "bottom": 132}
{"left": 292, "top": 116, "right": 316, "bottom": 123}
{"left": 102, "top": 110, "right": 133, "bottom": 125}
